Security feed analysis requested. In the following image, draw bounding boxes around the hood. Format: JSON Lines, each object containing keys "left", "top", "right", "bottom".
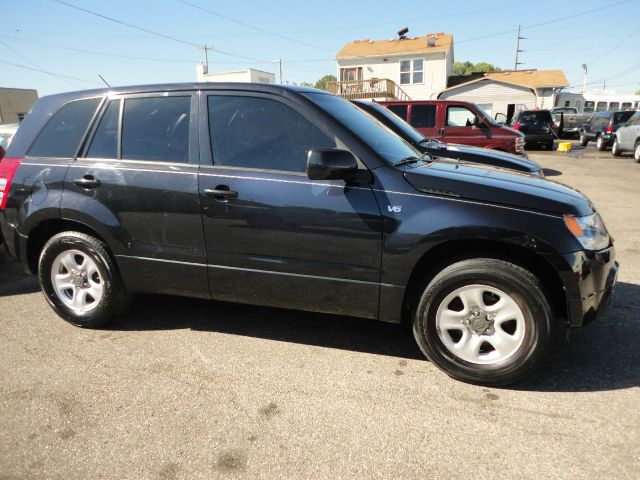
{"left": 423, "top": 142, "right": 541, "bottom": 175}
{"left": 403, "top": 162, "right": 592, "bottom": 216}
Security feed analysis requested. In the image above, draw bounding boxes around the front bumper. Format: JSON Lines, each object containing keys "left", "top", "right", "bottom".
{"left": 551, "top": 246, "right": 618, "bottom": 328}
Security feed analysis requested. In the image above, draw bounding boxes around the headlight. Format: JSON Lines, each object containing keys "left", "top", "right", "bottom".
{"left": 563, "top": 212, "right": 610, "bottom": 251}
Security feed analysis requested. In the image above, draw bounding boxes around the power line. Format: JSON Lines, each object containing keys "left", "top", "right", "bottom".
{"left": 51, "top": 0, "right": 200, "bottom": 48}
{"left": 50, "top": 0, "right": 265, "bottom": 62}
{"left": 0, "top": 39, "right": 82, "bottom": 88}
{"left": 0, "top": 34, "right": 198, "bottom": 64}
{"left": 0, "top": 59, "right": 101, "bottom": 85}
{"left": 175, "top": 0, "right": 334, "bottom": 52}
{"left": 457, "top": 0, "right": 632, "bottom": 44}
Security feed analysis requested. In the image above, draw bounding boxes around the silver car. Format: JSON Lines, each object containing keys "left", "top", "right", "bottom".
{"left": 612, "top": 111, "right": 640, "bottom": 161}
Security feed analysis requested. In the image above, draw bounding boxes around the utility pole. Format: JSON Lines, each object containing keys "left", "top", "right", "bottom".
{"left": 200, "top": 44, "right": 212, "bottom": 74}
{"left": 514, "top": 25, "right": 525, "bottom": 70}
{"left": 582, "top": 64, "right": 588, "bottom": 94}
{"left": 270, "top": 59, "right": 283, "bottom": 84}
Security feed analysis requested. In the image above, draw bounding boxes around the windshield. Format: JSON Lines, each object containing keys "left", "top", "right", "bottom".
{"left": 520, "top": 111, "right": 553, "bottom": 123}
{"left": 305, "top": 93, "right": 420, "bottom": 165}
{"left": 614, "top": 111, "right": 634, "bottom": 124}
{"left": 472, "top": 103, "right": 498, "bottom": 126}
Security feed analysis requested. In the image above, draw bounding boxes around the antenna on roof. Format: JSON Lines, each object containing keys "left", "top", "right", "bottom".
{"left": 397, "top": 27, "right": 409, "bottom": 39}
{"left": 98, "top": 74, "right": 111, "bottom": 88}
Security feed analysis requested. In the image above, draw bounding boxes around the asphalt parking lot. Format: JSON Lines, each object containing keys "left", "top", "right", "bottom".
{"left": 1, "top": 143, "right": 639, "bottom": 479}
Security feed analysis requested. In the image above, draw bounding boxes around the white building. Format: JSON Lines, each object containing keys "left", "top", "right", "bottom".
{"left": 196, "top": 65, "right": 275, "bottom": 84}
{"left": 438, "top": 70, "right": 569, "bottom": 119}
{"left": 332, "top": 33, "right": 454, "bottom": 101}
{"left": 0, "top": 87, "right": 38, "bottom": 124}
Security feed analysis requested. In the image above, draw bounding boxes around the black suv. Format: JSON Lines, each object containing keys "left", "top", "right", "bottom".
{"left": 510, "top": 110, "right": 557, "bottom": 149}
{"left": 352, "top": 100, "right": 543, "bottom": 176}
{"left": 579, "top": 110, "right": 636, "bottom": 150}
{"left": 0, "top": 83, "right": 618, "bottom": 386}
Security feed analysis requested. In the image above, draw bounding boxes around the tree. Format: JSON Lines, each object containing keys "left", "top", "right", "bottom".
{"left": 314, "top": 74, "right": 337, "bottom": 91}
{"left": 452, "top": 61, "right": 501, "bottom": 76}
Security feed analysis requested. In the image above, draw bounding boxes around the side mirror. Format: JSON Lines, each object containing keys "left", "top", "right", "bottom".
{"left": 307, "top": 149, "right": 358, "bottom": 181}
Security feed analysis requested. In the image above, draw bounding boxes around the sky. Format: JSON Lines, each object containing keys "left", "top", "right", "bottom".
{"left": 2, "top": 0, "right": 639, "bottom": 97}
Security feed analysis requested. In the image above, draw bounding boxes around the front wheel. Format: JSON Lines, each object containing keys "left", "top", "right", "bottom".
{"left": 38, "top": 231, "right": 128, "bottom": 328}
{"left": 412, "top": 259, "right": 552, "bottom": 386}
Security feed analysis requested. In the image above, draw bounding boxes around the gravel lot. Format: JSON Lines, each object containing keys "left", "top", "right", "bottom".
{"left": 1, "top": 143, "right": 639, "bottom": 479}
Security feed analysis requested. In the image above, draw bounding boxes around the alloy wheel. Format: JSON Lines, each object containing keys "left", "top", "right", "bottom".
{"left": 50, "top": 249, "right": 104, "bottom": 313}
{"left": 435, "top": 284, "right": 525, "bottom": 364}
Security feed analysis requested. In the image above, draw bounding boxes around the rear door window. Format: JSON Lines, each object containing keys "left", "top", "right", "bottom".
{"left": 386, "top": 104, "right": 408, "bottom": 121}
{"left": 208, "top": 95, "right": 337, "bottom": 173}
{"left": 121, "top": 96, "right": 191, "bottom": 163}
{"left": 410, "top": 105, "right": 436, "bottom": 128}
{"left": 28, "top": 98, "right": 101, "bottom": 158}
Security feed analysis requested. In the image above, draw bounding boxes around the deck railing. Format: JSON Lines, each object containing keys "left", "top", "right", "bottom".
{"left": 326, "top": 79, "right": 412, "bottom": 101}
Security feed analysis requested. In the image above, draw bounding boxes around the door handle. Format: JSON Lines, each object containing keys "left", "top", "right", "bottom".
{"left": 74, "top": 175, "right": 101, "bottom": 189}
{"left": 204, "top": 187, "right": 238, "bottom": 200}
{"left": 439, "top": 128, "right": 445, "bottom": 137}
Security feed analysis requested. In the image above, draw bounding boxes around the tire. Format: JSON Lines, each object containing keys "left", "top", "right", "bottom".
{"left": 546, "top": 140, "right": 555, "bottom": 150}
{"left": 38, "top": 231, "right": 128, "bottom": 328}
{"left": 579, "top": 133, "right": 588, "bottom": 147}
{"left": 412, "top": 258, "right": 552, "bottom": 386}
{"left": 612, "top": 138, "right": 622, "bottom": 157}
{"left": 596, "top": 135, "right": 606, "bottom": 151}
{"left": 635, "top": 142, "right": 640, "bottom": 163}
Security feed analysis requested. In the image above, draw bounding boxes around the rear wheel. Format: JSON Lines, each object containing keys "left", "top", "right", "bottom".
{"left": 579, "top": 133, "right": 588, "bottom": 147}
{"left": 38, "top": 231, "right": 128, "bottom": 328}
{"left": 612, "top": 138, "right": 622, "bottom": 157}
{"left": 596, "top": 135, "right": 607, "bottom": 151}
{"left": 412, "top": 258, "right": 552, "bottom": 386}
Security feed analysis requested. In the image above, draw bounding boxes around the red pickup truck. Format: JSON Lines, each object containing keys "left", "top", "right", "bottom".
{"left": 378, "top": 100, "right": 525, "bottom": 155}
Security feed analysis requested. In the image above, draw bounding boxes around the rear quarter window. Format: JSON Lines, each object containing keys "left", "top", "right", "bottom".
{"left": 28, "top": 98, "right": 101, "bottom": 158}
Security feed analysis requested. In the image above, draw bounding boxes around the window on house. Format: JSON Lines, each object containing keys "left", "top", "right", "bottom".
{"left": 400, "top": 59, "right": 424, "bottom": 85}
{"left": 17, "top": 113, "right": 26, "bottom": 122}
{"left": 340, "top": 67, "right": 362, "bottom": 82}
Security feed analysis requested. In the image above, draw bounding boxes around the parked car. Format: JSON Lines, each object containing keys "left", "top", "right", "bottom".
{"left": 612, "top": 110, "right": 640, "bottom": 161}
{"left": 550, "top": 107, "right": 590, "bottom": 138}
{"left": 0, "top": 83, "right": 617, "bottom": 386}
{"left": 580, "top": 110, "right": 636, "bottom": 150}
{"left": 352, "top": 100, "right": 542, "bottom": 176}
{"left": 378, "top": 100, "right": 525, "bottom": 155}
{"left": 510, "top": 110, "right": 556, "bottom": 149}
